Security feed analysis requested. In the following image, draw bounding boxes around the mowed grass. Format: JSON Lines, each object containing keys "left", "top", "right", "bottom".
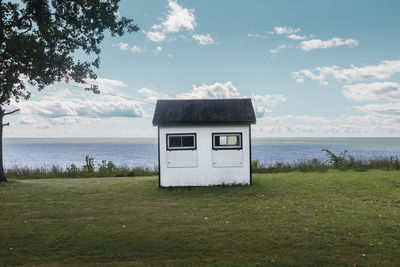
{"left": 1, "top": 171, "right": 400, "bottom": 266}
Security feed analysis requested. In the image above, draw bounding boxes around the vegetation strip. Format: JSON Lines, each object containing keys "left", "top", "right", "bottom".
{"left": 5, "top": 150, "right": 400, "bottom": 179}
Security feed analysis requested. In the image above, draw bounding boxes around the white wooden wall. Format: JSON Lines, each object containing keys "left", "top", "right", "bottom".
{"left": 158, "top": 125, "right": 251, "bottom": 187}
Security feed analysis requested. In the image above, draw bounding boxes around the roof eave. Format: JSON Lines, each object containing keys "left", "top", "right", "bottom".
{"left": 153, "top": 121, "right": 256, "bottom": 127}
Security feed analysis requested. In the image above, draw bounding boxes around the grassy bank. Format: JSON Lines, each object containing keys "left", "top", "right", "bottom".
{"left": 1, "top": 170, "right": 399, "bottom": 266}
{"left": 5, "top": 151, "right": 400, "bottom": 179}
{"left": 5, "top": 156, "right": 158, "bottom": 179}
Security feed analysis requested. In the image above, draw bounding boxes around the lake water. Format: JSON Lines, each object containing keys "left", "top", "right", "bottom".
{"left": 3, "top": 137, "right": 400, "bottom": 169}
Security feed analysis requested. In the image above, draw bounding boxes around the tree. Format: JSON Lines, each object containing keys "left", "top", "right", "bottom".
{"left": 0, "top": 0, "right": 139, "bottom": 182}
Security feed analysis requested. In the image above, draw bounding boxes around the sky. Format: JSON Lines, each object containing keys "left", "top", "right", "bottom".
{"left": 5, "top": 0, "right": 400, "bottom": 138}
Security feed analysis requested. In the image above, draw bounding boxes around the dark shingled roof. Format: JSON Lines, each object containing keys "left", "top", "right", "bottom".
{"left": 152, "top": 98, "right": 256, "bottom": 125}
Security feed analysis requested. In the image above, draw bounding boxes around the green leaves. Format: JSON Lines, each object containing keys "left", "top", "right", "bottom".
{"left": 0, "top": 0, "right": 139, "bottom": 104}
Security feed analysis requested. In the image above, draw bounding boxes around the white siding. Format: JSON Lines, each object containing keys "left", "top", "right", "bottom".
{"left": 159, "top": 125, "right": 251, "bottom": 187}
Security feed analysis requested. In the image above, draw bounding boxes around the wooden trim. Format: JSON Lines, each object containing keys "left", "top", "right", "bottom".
{"left": 153, "top": 122, "right": 255, "bottom": 127}
{"left": 158, "top": 126, "right": 161, "bottom": 187}
{"left": 249, "top": 125, "right": 252, "bottom": 185}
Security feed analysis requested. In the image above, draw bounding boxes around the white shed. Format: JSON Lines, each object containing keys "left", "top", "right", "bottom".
{"left": 152, "top": 98, "right": 256, "bottom": 187}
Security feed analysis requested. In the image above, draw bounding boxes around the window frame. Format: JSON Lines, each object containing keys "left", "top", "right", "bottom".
{"left": 166, "top": 133, "right": 197, "bottom": 151}
{"left": 212, "top": 132, "right": 243, "bottom": 150}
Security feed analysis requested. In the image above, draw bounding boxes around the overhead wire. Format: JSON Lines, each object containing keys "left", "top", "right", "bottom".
{"left": 67, "top": 84, "right": 157, "bottom": 106}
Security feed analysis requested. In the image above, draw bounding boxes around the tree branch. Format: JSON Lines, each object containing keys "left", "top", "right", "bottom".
{"left": 4, "top": 109, "right": 20, "bottom": 116}
{"left": 2, "top": 123, "right": 10, "bottom": 127}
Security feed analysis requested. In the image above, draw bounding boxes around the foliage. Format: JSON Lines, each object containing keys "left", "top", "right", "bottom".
{"left": 1, "top": 171, "right": 399, "bottom": 265}
{"left": 82, "top": 156, "right": 95, "bottom": 175}
{"left": 98, "top": 160, "right": 117, "bottom": 176}
{"left": 0, "top": 0, "right": 138, "bottom": 182}
{"left": 0, "top": 0, "right": 139, "bottom": 104}
{"left": 322, "top": 148, "right": 349, "bottom": 169}
{"left": 252, "top": 149, "right": 400, "bottom": 174}
{"left": 5, "top": 150, "right": 400, "bottom": 179}
{"left": 5, "top": 156, "right": 157, "bottom": 179}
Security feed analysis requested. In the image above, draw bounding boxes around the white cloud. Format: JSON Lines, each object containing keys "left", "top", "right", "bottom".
{"left": 292, "top": 60, "right": 400, "bottom": 84}
{"left": 139, "top": 87, "right": 170, "bottom": 103}
{"left": 116, "top": 42, "right": 129, "bottom": 50}
{"left": 145, "top": 0, "right": 197, "bottom": 43}
{"left": 156, "top": 46, "right": 163, "bottom": 52}
{"left": 192, "top": 34, "right": 214, "bottom": 45}
{"left": 18, "top": 116, "right": 36, "bottom": 125}
{"left": 144, "top": 31, "right": 166, "bottom": 42}
{"left": 12, "top": 94, "right": 145, "bottom": 119}
{"left": 300, "top": 37, "right": 358, "bottom": 51}
{"left": 175, "top": 82, "right": 285, "bottom": 118}
{"left": 162, "top": 0, "right": 196, "bottom": 33}
{"left": 68, "top": 77, "right": 127, "bottom": 94}
{"left": 274, "top": 26, "right": 300, "bottom": 35}
{"left": 47, "top": 116, "right": 101, "bottom": 126}
{"left": 354, "top": 103, "right": 400, "bottom": 116}
{"left": 131, "top": 46, "right": 143, "bottom": 53}
{"left": 251, "top": 94, "right": 286, "bottom": 108}
{"left": 247, "top": 33, "right": 267, "bottom": 39}
{"left": 343, "top": 82, "right": 400, "bottom": 101}
{"left": 9, "top": 82, "right": 147, "bottom": 127}
{"left": 168, "top": 54, "right": 172, "bottom": 58}
{"left": 287, "top": 34, "right": 306, "bottom": 40}
{"left": 114, "top": 42, "right": 145, "bottom": 53}
{"left": 258, "top": 115, "right": 328, "bottom": 123}
{"left": 270, "top": 44, "right": 287, "bottom": 54}
{"left": 177, "top": 82, "right": 241, "bottom": 99}
{"left": 251, "top": 94, "right": 286, "bottom": 118}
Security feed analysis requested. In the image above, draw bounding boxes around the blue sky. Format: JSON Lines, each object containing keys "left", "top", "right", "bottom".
{"left": 6, "top": 0, "right": 400, "bottom": 137}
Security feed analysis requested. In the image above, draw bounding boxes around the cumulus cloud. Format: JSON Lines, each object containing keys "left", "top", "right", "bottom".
{"left": 175, "top": 81, "right": 285, "bottom": 118}
{"left": 259, "top": 115, "right": 328, "bottom": 123}
{"left": 145, "top": 0, "right": 199, "bottom": 43}
{"left": 270, "top": 44, "right": 287, "bottom": 54}
{"left": 273, "top": 26, "right": 300, "bottom": 35}
{"left": 116, "top": 42, "right": 129, "bottom": 50}
{"left": 67, "top": 77, "right": 128, "bottom": 94}
{"left": 114, "top": 42, "right": 146, "bottom": 53}
{"left": 300, "top": 37, "right": 358, "bottom": 51}
{"left": 161, "top": 0, "right": 196, "bottom": 33}
{"left": 192, "top": 34, "right": 214, "bottom": 45}
{"left": 247, "top": 33, "right": 267, "bottom": 39}
{"left": 343, "top": 82, "right": 400, "bottom": 101}
{"left": 176, "top": 82, "right": 241, "bottom": 99}
{"left": 354, "top": 103, "right": 400, "bottom": 116}
{"left": 9, "top": 83, "right": 146, "bottom": 128}
{"left": 292, "top": 60, "right": 400, "bottom": 84}
{"left": 131, "top": 46, "right": 143, "bottom": 53}
{"left": 144, "top": 31, "right": 166, "bottom": 42}
{"left": 139, "top": 87, "right": 170, "bottom": 103}
{"left": 156, "top": 46, "right": 163, "bottom": 52}
{"left": 251, "top": 94, "right": 286, "bottom": 108}
{"left": 251, "top": 94, "right": 286, "bottom": 118}
{"left": 287, "top": 34, "right": 306, "bottom": 40}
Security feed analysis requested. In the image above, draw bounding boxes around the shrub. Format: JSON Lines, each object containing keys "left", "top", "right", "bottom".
{"left": 82, "top": 156, "right": 95, "bottom": 176}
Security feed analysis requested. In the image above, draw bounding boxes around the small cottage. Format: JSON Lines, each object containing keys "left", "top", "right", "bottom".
{"left": 152, "top": 98, "right": 256, "bottom": 187}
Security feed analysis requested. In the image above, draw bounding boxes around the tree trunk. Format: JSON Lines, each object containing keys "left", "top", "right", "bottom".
{"left": 0, "top": 109, "right": 7, "bottom": 182}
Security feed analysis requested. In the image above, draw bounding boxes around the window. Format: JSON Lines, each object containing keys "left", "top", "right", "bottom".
{"left": 212, "top": 133, "right": 242, "bottom": 150}
{"left": 167, "top": 134, "right": 196, "bottom": 150}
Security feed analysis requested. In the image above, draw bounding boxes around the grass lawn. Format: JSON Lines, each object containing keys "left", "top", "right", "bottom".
{"left": 1, "top": 171, "right": 400, "bottom": 266}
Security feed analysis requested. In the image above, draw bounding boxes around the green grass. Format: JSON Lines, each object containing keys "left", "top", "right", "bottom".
{"left": 1, "top": 171, "right": 400, "bottom": 266}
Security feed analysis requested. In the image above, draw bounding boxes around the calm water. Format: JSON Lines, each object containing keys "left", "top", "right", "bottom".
{"left": 3, "top": 137, "right": 400, "bottom": 169}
